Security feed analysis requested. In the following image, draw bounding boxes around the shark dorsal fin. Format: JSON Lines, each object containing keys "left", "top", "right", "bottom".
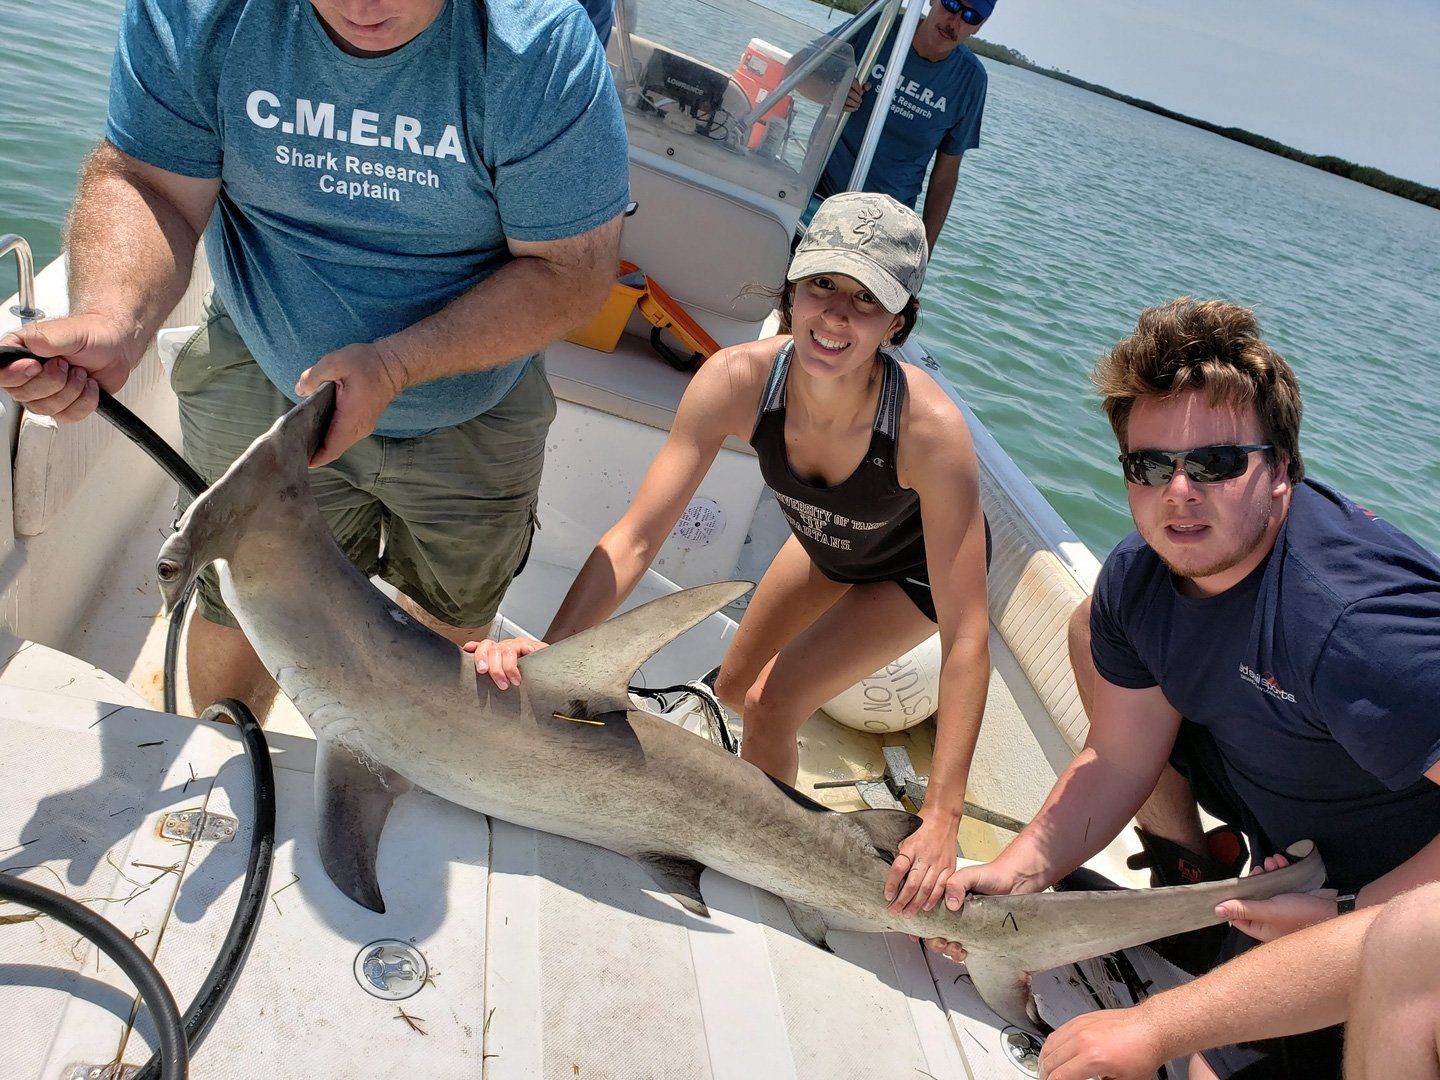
{"left": 519, "top": 580, "right": 752, "bottom": 712}
{"left": 845, "top": 808, "right": 923, "bottom": 863}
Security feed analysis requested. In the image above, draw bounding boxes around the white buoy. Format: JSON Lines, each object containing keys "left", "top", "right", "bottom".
{"left": 821, "top": 634, "right": 942, "bottom": 733}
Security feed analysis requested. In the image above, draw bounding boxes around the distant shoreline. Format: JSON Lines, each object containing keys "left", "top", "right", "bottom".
{"left": 814, "top": 1, "right": 1438, "bottom": 210}
{"left": 964, "top": 40, "right": 1440, "bottom": 211}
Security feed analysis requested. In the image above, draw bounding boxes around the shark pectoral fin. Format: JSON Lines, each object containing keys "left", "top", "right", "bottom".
{"left": 519, "top": 581, "right": 753, "bottom": 712}
{"left": 783, "top": 900, "right": 834, "bottom": 951}
{"left": 315, "top": 738, "right": 413, "bottom": 913}
{"left": 962, "top": 951, "right": 1045, "bottom": 1033}
{"left": 782, "top": 900, "right": 873, "bottom": 950}
{"left": 633, "top": 852, "right": 710, "bottom": 917}
{"left": 845, "top": 808, "right": 923, "bottom": 862}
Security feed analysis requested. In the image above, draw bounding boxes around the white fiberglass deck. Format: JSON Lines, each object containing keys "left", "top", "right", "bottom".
{"left": 0, "top": 681, "right": 1186, "bottom": 1079}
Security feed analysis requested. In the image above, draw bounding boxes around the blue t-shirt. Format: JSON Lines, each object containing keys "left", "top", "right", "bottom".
{"left": 1091, "top": 480, "right": 1440, "bottom": 891}
{"left": 106, "top": 0, "right": 630, "bottom": 437}
{"left": 816, "top": 22, "right": 987, "bottom": 208}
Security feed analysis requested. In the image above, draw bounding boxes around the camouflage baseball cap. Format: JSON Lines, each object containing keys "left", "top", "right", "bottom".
{"left": 787, "top": 192, "right": 927, "bottom": 313}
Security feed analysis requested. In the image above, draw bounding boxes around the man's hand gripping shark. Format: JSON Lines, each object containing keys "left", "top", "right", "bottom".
{"left": 155, "top": 384, "right": 1326, "bottom": 1032}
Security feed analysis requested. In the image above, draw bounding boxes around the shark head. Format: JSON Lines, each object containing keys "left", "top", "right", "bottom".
{"left": 156, "top": 383, "right": 336, "bottom": 612}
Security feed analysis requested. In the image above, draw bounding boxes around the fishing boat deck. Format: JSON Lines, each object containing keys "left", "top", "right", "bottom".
{"left": 0, "top": 147, "right": 1178, "bottom": 1076}
{"left": 0, "top": 308, "right": 1179, "bottom": 1080}
{"left": 0, "top": 681, "right": 1185, "bottom": 1079}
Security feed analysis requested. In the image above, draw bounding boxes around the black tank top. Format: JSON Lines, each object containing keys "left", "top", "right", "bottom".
{"left": 750, "top": 341, "right": 927, "bottom": 584}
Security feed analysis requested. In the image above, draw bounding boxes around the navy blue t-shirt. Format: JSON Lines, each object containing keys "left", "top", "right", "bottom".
{"left": 815, "top": 21, "right": 987, "bottom": 208}
{"left": 1091, "top": 480, "right": 1440, "bottom": 892}
{"left": 578, "top": 0, "right": 612, "bottom": 42}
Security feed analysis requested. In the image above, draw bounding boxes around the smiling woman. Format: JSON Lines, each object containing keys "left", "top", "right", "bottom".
{"left": 470, "top": 191, "right": 996, "bottom": 920}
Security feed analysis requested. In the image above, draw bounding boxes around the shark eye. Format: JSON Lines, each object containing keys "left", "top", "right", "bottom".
{"left": 156, "top": 558, "right": 183, "bottom": 582}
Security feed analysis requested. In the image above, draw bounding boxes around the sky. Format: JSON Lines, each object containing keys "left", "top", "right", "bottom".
{"left": 975, "top": 0, "right": 1440, "bottom": 188}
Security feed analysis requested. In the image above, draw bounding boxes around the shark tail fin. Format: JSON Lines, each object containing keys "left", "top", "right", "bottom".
{"left": 963, "top": 953, "right": 1046, "bottom": 1032}
{"left": 519, "top": 581, "right": 752, "bottom": 713}
{"left": 953, "top": 840, "right": 1325, "bottom": 1032}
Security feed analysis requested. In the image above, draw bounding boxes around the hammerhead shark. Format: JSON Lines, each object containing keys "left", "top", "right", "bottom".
{"left": 155, "top": 385, "right": 1325, "bottom": 1031}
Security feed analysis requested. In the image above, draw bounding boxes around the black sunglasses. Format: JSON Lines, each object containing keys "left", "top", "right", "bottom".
{"left": 940, "top": 0, "right": 986, "bottom": 25}
{"left": 1119, "top": 443, "right": 1273, "bottom": 486}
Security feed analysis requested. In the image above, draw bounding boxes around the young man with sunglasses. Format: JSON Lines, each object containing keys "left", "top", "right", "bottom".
{"left": 799, "top": 0, "right": 994, "bottom": 251}
{"left": 931, "top": 298, "right": 1440, "bottom": 1079}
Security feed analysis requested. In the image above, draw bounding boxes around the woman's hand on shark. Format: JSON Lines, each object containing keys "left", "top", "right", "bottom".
{"left": 918, "top": 858, "right": 1042, "bottom": 962}
{"left": 886, "top": 814, "right": 961, "bottom": 918}
{"left": 465, "top": 635, "right": 548, "bottom": 690}
{"left": 295, "top": 340, "right": 410, "bottom": 467}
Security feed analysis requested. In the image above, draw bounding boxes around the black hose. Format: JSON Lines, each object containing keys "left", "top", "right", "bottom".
{"left": 0, "top": 344, "right": 207, "bottom": 498}
{"left": 630, "top": 681, "right": 738, "bottom": 754}
{"left": 162, "top": 580, "right": 197, "bottom": 717}
{"left": 0, "top": 348, "right": 275, "bottom": 1074}
{"left": 131, "top": 698, "right": 276, "bottom": 1080}
{"left": 0, "top": 873, "right": 189, "bottom": 1079}
{"left": 0, "top": 343, "right": 207, "bottom": 714}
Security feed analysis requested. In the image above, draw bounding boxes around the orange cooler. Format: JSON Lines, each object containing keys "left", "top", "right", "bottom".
{"left": 732, "top": 38, "right": 793, "bottom": 150}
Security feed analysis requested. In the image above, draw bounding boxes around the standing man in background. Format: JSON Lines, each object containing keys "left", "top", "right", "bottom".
{"left": 802, "top": 0, "right": 994, "bottom": 251}
{"left": 579, "top": 0, "right": 613, "bottom": 42}
{"left": 0, "top": 0, "right": 630, "bottom": 717}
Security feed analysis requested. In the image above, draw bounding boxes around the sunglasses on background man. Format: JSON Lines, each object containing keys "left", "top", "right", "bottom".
{"left": 939, "top": 0, "right": 987, "bottom": 26}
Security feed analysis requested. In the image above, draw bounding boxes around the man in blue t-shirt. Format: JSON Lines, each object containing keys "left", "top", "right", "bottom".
{"left": 0, "top": 0, "right": 630, "bottom": 715}
{"left": 936, "top": 299, "right": 1440, "bottom": 1080}
{"left": 799, "top": 0, "right": 992, "bottom": 251}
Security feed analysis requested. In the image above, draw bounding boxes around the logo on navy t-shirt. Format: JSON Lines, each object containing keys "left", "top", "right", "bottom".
{"left": 1239, "top": 664, "right": 1297, "bottom": 703}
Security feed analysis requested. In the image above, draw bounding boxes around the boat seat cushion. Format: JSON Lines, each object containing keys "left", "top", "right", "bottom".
{"left": 979, "top": 476, "right": 1090, "bottom": 754}
{"left": 622, "top": 160, "right": 790, "bottom": 327}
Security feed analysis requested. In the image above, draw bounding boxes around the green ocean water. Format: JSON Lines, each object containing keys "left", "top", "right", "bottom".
{"left": 2, "top": 0, "right": 1437, "bottom": 558}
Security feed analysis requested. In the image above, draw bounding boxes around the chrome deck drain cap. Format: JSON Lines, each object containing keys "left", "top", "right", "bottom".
{"left": 354, "top": 939, "right": 427, "bottom": 1000}
{"left": 1002, "top": 1027, "right": 1043, "bottom": 1074}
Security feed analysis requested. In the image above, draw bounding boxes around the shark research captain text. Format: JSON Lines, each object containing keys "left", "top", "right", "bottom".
{"left": 274, "top": 145, "right": 441, "bottom": 203}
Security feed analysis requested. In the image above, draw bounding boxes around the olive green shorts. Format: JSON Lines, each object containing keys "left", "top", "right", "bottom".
{"left": 170, "top": 294, "right": 555, "bottom": 631}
